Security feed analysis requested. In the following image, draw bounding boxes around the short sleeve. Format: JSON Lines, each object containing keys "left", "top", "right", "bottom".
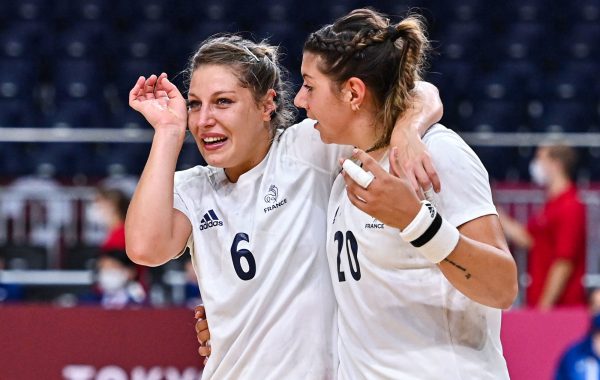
{"left": 425, "top": 126, "right": 498, "bottom": 227}
{"left": 280, "top": 119, "right": 353, "bottom": 178}
{"left": 172, "top": 168, "right": 198, "bottom": 258}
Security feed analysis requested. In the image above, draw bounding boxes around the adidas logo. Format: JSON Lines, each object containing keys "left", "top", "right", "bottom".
{"left": 199, "top": 209, "right": 224, "bottom": 231}
{"left": 425, "top": 203, "right": 436, "bottom": 218}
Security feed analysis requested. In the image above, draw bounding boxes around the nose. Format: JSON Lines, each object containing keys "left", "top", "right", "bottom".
{"left": 294, "top": 87, "right": 307, "bottom": 109}
{"left": 191, "top": 104, "right": 216, "bottom": 129}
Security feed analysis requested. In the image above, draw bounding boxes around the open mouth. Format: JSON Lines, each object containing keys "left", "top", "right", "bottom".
{"left": 203, "top": 136, "right": 228, "bottom": 146}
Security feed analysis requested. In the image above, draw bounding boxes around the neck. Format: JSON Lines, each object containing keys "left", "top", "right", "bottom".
{"left": 346, "top": 110, "right": 382, "bottom": 157}
{"left": 546, "top": 174, "right": 571, "bottom": 198}
{"left": 224, "top": 131, "right": 273, "bottom": 183}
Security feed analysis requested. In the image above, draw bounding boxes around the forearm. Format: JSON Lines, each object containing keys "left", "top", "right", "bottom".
{"left": 499, "top": 215, "right": 532, "bottom": 249}
{"left": 439, "top": 235, "right": 518, "bottom": 309}
{"left": 538, "top": 260, "right": 573, "bottom": 309}
{"left": 390, "top": 81, "right": 442, "bottom": 145}
{"left": 125, "top": 130, "right": 186, "bottom": 265}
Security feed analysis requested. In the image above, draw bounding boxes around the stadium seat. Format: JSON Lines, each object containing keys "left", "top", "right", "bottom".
{"left": 0, "top": 59, "right": 38, "bottom": 101}
{"left": 0, "top": 244, "right": 47, "bottom": 270}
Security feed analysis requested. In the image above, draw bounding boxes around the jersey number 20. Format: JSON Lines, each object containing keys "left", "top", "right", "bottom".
{"left": 231, "top": 233, "right": 256, "bottom": 280}
{"left": 334, "top": 231, "right": 361, "bottom": 282}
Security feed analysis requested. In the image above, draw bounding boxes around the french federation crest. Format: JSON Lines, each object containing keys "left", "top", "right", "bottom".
{"left": 264, "top": 185, "right": 278, "bottom": 203}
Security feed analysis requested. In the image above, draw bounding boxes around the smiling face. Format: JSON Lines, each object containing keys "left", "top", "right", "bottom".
{"left": 187, "top": 64, "right": 273, "bottom": 182}
{"left": 294, "top": 52, "right": 358, "bottom": 145}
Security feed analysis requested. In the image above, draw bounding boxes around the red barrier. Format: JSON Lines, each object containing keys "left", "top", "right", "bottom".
{"left": 0, "top": 305, "right": 202, "bottom": 380}
{"left": 501, "top": 307, "right": 589, "bottom": 380}
{"left": 0, "top": 305, "right": 591, "bottom": 380}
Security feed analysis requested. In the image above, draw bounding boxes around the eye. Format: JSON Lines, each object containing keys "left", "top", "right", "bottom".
{"left": 216, "top": 98, "right": 233, "bottom": 106}
{"left": 186, "top": 99, "right": 201, "bottom": 112}
{"left": 302, "top": 83, "right": 313, "bottom": 92}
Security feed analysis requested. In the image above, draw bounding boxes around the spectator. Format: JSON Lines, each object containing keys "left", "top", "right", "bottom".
{"left": 555, "top": 288, "right": 600, "bottom": 379}
{"left": 500, "top": 143, "right": 586, "bottom": 309}
{"left": 91, "top": 188, "right": 148, "bottom": 288}
{"left": 95, "top": 250, "right": 146, "bottom": 309}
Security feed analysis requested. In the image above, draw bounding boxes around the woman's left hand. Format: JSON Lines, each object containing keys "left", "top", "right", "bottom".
{"left": 341, "top": 148, "right": 422, "bottom": 230}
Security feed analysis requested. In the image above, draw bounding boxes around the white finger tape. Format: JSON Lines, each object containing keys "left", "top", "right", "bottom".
{"left": 343, "top": 159, "right": 375, "bottom": 189}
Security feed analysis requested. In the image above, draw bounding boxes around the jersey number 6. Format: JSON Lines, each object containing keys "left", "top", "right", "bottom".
{"left": 230, "top": 233, "right": 257, "bottom": 280}
{"left": 334, "top": 230, "right": 361, "bottom": 282}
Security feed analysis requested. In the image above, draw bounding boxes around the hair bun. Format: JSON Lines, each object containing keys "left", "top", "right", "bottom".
{"left": 386, "top": 25, "right": 402, "bottom": 42}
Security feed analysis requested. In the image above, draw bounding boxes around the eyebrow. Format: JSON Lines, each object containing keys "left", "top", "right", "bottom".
{"left": 302, "top": 73, "right": 313, "bottom": 79}
{"left": 188, "top": 90, "right": 236, "bottom": 98}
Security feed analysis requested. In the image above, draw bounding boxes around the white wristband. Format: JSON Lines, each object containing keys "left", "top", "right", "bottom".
{"left": 400, "top": 201, "right": 460, "bottom": 264}
{"left": 399, "top": 201, "right": 437, "bottom": 242}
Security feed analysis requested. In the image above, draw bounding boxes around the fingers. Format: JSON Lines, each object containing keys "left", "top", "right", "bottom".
{"left": 198, "top": 343, "right": 211, "bottom": 358}
{"left": 350, "top": 149, "right": 387, "bottom": 178}
{"left": 156, "top": 72, "right": 184, "bottom": 100}
{"left": 341, "top": 171, "right": 370, "bottom": 204}
{"left": 423, "top": 157, "right": 441, "bottom": 192}
{"left": 413, "top": 165, "right": 433, "bottom": 193}
{"left": 128, "top": 76, "right": 146, "bottom": 108}
{"left": 194, "top": 304, "right": 206, "bottom": 319}
{"left": 195, "top": 318, "right": 210, "bottom": 343}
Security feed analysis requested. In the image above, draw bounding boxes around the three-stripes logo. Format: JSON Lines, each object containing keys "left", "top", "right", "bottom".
{"left": 199, "top": 209, "right": 223, "bottom": 231}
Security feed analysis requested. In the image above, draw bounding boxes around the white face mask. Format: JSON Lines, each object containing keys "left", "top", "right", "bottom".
{"left": 87, "top": 203, "right": 108, "bottom": 227}
{"left": 98, "top": 268, "right": 129, "bottom": 293}
{"left": 529, "top": 160, "right": 548, "bottom": 186}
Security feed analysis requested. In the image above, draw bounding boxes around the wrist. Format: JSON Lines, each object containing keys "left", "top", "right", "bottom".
{"left": 399, "top": 201, "right": 460, "bottom": 264}
{"left": 154, "top": 128, "right": 187, "bottom": 143}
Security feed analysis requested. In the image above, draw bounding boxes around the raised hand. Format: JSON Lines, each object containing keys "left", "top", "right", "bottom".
{"left": 341, "top": 148, "right": 422, "bottom": 230}
{"left": 129, "top": 73, "right": 188, "bottom": 133}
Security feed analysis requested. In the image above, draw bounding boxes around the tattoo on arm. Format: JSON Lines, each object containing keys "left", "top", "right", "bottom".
{"left": 443, "top": 258, "right": 472, "bottom": 280}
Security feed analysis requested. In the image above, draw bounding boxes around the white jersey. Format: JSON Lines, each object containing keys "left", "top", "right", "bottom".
{"left": 327, "top": 124, "right": 510, "bottom": 380}
{"left": 173, "top": 119, "right": 351, "bottom": 380}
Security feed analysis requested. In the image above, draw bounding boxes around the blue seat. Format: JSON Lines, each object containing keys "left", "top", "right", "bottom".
{"left": 52, "top": 60, "right": 103, "bottom": 102}
{"left": 464, "top": 100, "right": 525, "bottom": 132}
{"left": 0, "top": 59, "right": 38, "bottom": 100}
{"left": 6, "top": 0, "right": 51, "bottom": 22}
{"left": 94, "top": 143, "right": 151, "bottom": 176}
{"left": 45, "top": 99, "right": 108, "bottom": 128}
{"left": 0, "top": 143, "right": 28, "bottom": 176}
{"left": 113, "top": 58, "right": 165, "bottom": 103}
{"left": 529, "top": 100, "right": 593, "bottom": 132}
{"left": 118, "top": 22, "right": 171, "bottom": 60}
{"left": 54, "top": 0, "right": 114, "bottom": 23}
{"left": 0, "top": 99, "right": 39, "bottom": 127}
{"left": 54, "top": 23, "right": 112, "bottom": 60}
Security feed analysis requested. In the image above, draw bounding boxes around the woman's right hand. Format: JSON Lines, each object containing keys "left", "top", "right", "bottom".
{"left": 195, "top": 305, "right": 211, "bottom": 365}
{"left": 129, "top": 73, "right": 188, "bottom": 133}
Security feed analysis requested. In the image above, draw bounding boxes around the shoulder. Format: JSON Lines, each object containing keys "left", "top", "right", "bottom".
{"left": 424, "top": 124, "right": 478, "bottom": 161}
{"left": 174, "top": 166, "right": 214, "bottom": 190}
{"left": 423, "top": 124, "right": 489, "bottom": 179}
{"left": 276, "top": 118, "right": 319, "bottom": 145}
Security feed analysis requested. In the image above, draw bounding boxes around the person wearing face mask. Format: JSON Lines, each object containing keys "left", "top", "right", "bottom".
{"left": 555, "top": 288, "right": 600, "bottom": 380}
{"left": 500, "top": 143, "right": 586, "bottom": 309}
{"left": 91, "top": 188, "right": 129, "bottom": 253}
{"left": 90, "top": 188, "right": 149, "bottom": 290}
{"left": 96, "top": 249, "right": 146, "bottom": 309}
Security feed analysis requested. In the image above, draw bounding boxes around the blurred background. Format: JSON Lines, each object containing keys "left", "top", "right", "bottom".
{"left": 0, "top": 0, "right": 599, "bottom": 379}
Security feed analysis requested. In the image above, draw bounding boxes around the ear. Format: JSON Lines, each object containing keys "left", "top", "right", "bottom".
{"left": 342, "top": 77, "right": 366, "bottom": 111}
{"left": 262, "top": 89, "right": 277, "bottom": 121}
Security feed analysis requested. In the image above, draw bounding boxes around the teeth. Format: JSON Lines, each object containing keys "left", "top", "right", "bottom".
{"left": 203, "top": 137, "right": 226, "bottom": 143}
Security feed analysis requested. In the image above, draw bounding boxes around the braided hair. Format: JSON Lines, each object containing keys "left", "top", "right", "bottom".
{"left": 187, "top": 34, "right": 296, "bottom": 135}
{"left": 304, "top": 8, "right": 429, "bottom": 151}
